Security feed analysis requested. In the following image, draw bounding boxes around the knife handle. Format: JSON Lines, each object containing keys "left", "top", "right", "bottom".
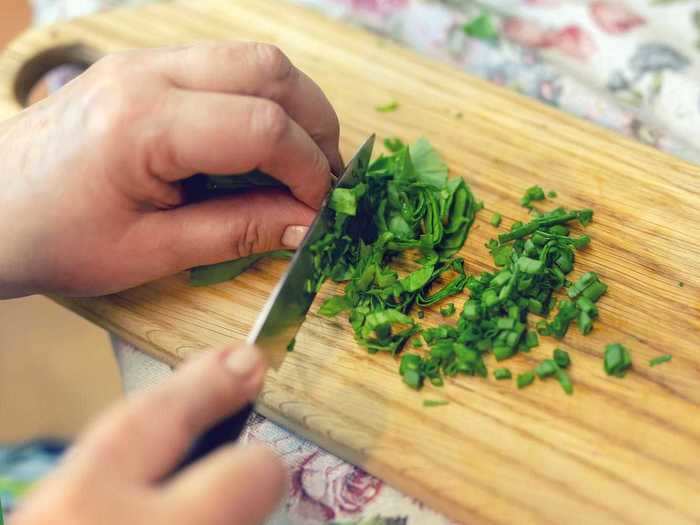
{"left": 171, "top": 402, "right": 254, "bottom": 475}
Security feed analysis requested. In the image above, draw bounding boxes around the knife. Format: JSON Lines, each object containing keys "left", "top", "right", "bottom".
{"left": 171, "top": 135, "right": 375, "bottom": 474}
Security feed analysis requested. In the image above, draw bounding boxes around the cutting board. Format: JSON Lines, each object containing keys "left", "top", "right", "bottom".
{"left": 1, "top": 1, "right": 699, "bottom": 523}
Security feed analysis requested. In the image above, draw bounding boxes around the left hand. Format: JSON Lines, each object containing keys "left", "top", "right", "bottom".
{"left": 0, "top": 42, "right": 342, "bottom": 298}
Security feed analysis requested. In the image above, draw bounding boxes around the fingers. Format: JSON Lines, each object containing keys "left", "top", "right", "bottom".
{"left": 68, "top": 346, "right": 266, "bottom": 483}
{"left": 132, "top": 187, "right": 314, "bottom": 275}
{"left": 152, "top": 42, "right": 343, "bottom": 175}
{"left": 163, "top": 444, "right": 286, "bottom": 525}
{"left": 153, "top": 90, "right": 331, "bottom": 209}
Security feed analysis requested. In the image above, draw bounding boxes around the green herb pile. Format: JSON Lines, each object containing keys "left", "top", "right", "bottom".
{"left": 314, "top": 147, "right": 616, "bottom": 396}
{"left": 313, "top": 138, "right": 479, "bottom": 353}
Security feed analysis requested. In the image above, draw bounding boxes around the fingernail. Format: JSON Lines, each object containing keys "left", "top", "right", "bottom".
{"left": 225, "top": 345, "right": 261, "bottom": 377}
{"left": 281, "top": 225, "right": 308, "bottom": 249}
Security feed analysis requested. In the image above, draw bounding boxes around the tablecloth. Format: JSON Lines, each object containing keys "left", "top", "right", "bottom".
{"left": 5, "top": 1, "right": 698, "bottom": 523}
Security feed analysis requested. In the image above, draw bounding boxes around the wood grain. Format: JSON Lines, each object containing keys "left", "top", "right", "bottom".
{"left": 1, "top": 1, "right": 699, "bottom": 523}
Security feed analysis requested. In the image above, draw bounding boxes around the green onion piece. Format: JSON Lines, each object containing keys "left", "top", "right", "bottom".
{"left": 423, "top": 399, "right": 449, "bottom": 407}
{"left": 496, "top": 317, "right": 515, "bottom": 330}
{"left": 525, "top": 330, "right": 539, "bottom": 349}
{"left": 521, "top": 185, "right": 545, "bottom": 208}
{"left": 679, "top": 281, "right": 684, "bottom": 287}
{"left": 573, "top": 235, "right": 591, "bottom": 250}
{"left": 547, "top": 190, "right": 557, "bottom": 198}
{"left": 399, "top": 354, "right": 422, "bottom": 375}
{"left": 430, "top": 376, "right": 444, "bottom": 387}
{"left": 463, "top": 301, "right": 479, "bottom": 320}
{"left": 412, "top": 338, "right": 423, "bottom": 348}
{"left": 553, "top": 348, "right": 571, "bottom": 368}
{"left": 493, "top": 345, "right": 515, "bottom": 361}
{"left": 403, "top": 369, "right": 423, "bottom": 389}
{"left": 576, "top": 296, "right": 598, "bottom": 316}
{"left": 528, "top": 298, "right": 543, "bottom": 315}
{"left": 555, "top": 369, "right": 573, "bottom": 395}
{"left": 577, "top": 310, "right": 593, "bottom": 335}
{"left": 577, "top": 209, "right": 594, "bottom": 226}
{"left": 286, "top": 338, "right": 296, "bottom": 352}
{"left": 604, "top": 343, "right": 632, "bottom": 377}
{"left": 440, "top": 303, "right": 456, "bottom": 317}
{"left": 491, "top": 270, "right": 512, "bottom": 288}
{"left": 494, "top": 368, "right": 512, "bottom": 380}
{"left": 517, "top": 371, "right": 535, "bottom": 389}
{"left": 517, "top": 257, "right": 544, "bottom": 274}
{"left": 649, "top": 355, "right": 672, "bottom": 367}
{"left": 535, "top": 359, "right": 559, "bottom": 379}
{"left": 376, "top": 100, "right": 399, "bottom": 112}
{"left": 567, "top": 272, "right": 598, "bottom": 299}
{"left": 417, "top": 310, "right": 425, "bottom": 319}
{"left": 482, "top": 289, "right": 499, "bottom": 308}
{"left": 549, "top": 225, "right": 569, "bottom": 236}
{"left": 582, "top": 281, "right": 608, "bottom": 302}
{"left": 490, "top": 212, "right": 502, "bottom": 227}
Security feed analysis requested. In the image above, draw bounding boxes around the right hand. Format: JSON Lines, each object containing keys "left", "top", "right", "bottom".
{"left": 10, "top": 345, "right": 287, "bottom": 525}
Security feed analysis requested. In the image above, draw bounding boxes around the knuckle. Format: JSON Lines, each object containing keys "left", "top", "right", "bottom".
{"left": 252, "top": 43, "right": 294, "bottom": 83}
{"left": 252, "top": 100, "right": 289, "bottom": 144}
{"left": 230, "top": 217, "right": 263, "bottom": 259}
{"left": 83, "top": 78, "right": 137, "bottom": 138}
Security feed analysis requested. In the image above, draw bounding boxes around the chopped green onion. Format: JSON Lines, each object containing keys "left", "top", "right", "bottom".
{"left": 493, "top": 345, "right": 515, "bottom": 361}
{"left": 490, "top": 212, "right": 502, "bottom": 227}
{"left": 423, "top": 399, "right": 449, "bottom": 407}
{"left": 553, "top": 348, "right": 570, "bottom": 368}
{"left": 517, "top": 371, "right": 535, "bottom": 389}
{"left": 547, "top": 190, "right": 557, "bottom": 198}
{"left": 400, "top": 354, "right": 422, "bottom": 375}
{"left": 403, "top": 369, "right": 423, "bottom": 389}
{"left": 494, "top": 368, "right": 512, "bottom": 380}
{"left": 521, "top": 185, "right": 545, "bottom": 208}
{"left": 582, "top": 281, "right": 608, "bottom": 302}
{"left": 556, "top": 369, "right": 573, "bottom": 395}
{"left": 577, "top": 310, "right": 593, "bottom": 335}
{"left": 440, "top": 303, "right": 456, "bottom": 317}
{"left": 534, "top": 359, "right": 559, "bottom": 379}
{"left": 604, "top": 343, "right": 632, "bottom": 377}
{"left": 517, "top": 257, "right": 544, "bottom": 274}
{"left": 430, "top": 376, "right": 444, "bottom": 387}
{"left": 525, "top": 330, "right": 539, "bottom": 349}
{"left": 649, "top": 355, "right": 672, "bottom": 367}
{"left": 412, "top": 338, "right": 423, "bottom": 348}
{"left": 376, "top": 100, "right": 399, "bottom": 112}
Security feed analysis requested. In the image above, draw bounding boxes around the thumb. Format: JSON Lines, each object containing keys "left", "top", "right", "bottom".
{"left": 142, "top": 188, "right": 316, "bottom": 274}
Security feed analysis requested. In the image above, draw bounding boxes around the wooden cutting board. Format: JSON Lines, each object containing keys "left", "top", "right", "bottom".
{"left": 1, "top": 1, "right": 699, "bottom": 523}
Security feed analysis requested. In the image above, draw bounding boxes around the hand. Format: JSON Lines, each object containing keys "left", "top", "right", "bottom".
{"left": 10, "top": 345, "right": 287, "bottom": 525}
{"left": 0, "top": 42, "right": 342, "bottom": 298}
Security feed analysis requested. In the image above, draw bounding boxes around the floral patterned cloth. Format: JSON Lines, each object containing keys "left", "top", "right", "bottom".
{"left": 19, "top": 0, "right": 700, "bottom": 524}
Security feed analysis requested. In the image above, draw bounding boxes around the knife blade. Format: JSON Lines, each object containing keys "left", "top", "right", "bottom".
{"left": 170, "top": 135, "right": 375, "bottom": 475}
{"left": 248, "top": 134, "right": 375, "bottom": 368}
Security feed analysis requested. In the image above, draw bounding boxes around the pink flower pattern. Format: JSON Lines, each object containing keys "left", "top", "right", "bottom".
{"left": 503, "top": 18, "right": 597, "bottom": 61}
{"left": 590, "top": 1, "right": 646, "bottom": 34}
{"left": 288, "top": 452, "right": 383, "bottom": 522}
